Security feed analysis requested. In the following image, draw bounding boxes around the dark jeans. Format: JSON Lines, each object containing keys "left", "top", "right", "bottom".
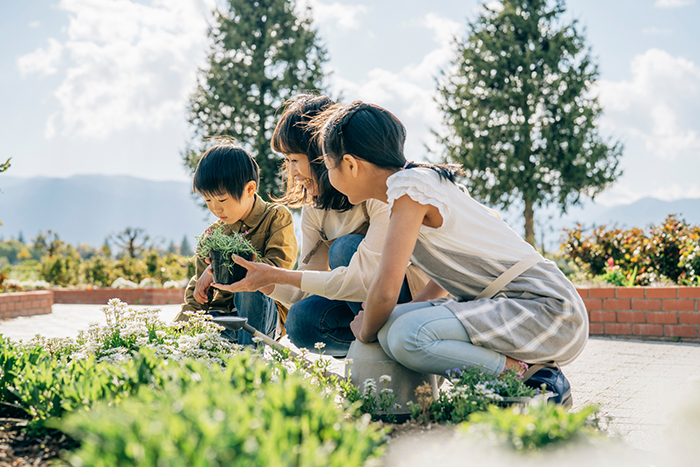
{"left": 285, "top": 234, "right": 412, "bottom": 357}
{"left": 208, "top": 291, "right": 277, "bottom": 347}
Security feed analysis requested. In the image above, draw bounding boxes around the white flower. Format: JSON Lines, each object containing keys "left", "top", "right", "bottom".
{"left": 314, "top": 342, "right": 326, "bottom": 350}
{"left": 379, "top": 375, "right": 392, "bottom": 384}
{"left": 363, "top": 378, "right": 376, "bottom": 396}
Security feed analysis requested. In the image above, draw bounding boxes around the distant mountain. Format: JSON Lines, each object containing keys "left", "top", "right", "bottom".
{"left": 0, "top": 175, "right": 216, "bottom": 247}
{"left": 1, "top": 175, "right": 698, "bottom": 252}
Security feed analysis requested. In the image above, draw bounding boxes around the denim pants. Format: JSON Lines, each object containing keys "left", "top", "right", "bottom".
{"left": 377, "top": 301, "right": 507, "bottom": 376}
{"left": 285, "top": 234, "right": 412, "bottom": 357}
{"left": 208, "top": 291, "right": 278, "bottom": 347}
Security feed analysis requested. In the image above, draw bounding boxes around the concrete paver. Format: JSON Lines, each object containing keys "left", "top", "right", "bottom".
{"left": 2, "top": 303, "right": 700, "bottom": 457}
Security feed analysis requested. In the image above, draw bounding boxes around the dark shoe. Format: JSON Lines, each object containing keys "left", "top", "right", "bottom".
{"left": 524, "top": 365, "right": 573, "bottom": 408}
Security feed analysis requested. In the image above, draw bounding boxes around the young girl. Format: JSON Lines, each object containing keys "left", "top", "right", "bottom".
{"left": 211, "top": 94, "right": 428, "bottom": 356}
{"left": 306, "top": 101, "right": 589, "bottom": 406}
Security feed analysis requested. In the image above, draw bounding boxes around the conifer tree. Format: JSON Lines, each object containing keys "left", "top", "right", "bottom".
{"left": 184, "top": 0, "right": 328, "bottom": 200}
{"left": 435, "top": 0, "right": 622, "bottom": 245}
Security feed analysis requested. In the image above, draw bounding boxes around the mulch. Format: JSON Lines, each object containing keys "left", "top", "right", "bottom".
{"left": 0, "top": 404, "right": 77, "bottom": 467}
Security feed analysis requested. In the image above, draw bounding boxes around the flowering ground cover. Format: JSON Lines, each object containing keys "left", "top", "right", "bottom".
{"left": 0, "top": 300, "right": 606, "bottom": 465}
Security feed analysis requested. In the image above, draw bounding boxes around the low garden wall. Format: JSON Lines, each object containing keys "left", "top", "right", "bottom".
{"left": 52, "top": 288, "right": 185, "bottom": 305}
{"left": 578, "top": 286, "right": 700, "bottom": 342}
{"left": 0, "top": 291, "right": 53, "bottom": 320}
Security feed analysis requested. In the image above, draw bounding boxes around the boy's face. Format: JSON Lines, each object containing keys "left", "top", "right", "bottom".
{"left": 202, "top": 181, "right": 256, "bottom": 225}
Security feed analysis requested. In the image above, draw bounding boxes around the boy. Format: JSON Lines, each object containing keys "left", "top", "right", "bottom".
{"left": 175, "top": 144, "right": 298, "bottom": 346}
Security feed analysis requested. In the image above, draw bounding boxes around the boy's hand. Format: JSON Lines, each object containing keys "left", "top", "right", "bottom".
{"left": 194, "top": 265, "right": 214, "bottom": 304}
{"left": 212, "top": 253, "right": 278, "bottom": 293}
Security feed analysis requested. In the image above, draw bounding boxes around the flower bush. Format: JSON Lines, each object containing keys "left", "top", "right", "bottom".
{"left": 561, "top": 214, "right": 700, "bottom": 285}
{"left": 408, "top": 366, "right": 540, "bottom": 424}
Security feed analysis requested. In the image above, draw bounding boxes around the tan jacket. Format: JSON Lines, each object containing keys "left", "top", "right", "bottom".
{"left": 176, "top": 194, "right": 298, "bottom": 327}
{"left": 269, "top": 199, "right": 429, "bottom": 309}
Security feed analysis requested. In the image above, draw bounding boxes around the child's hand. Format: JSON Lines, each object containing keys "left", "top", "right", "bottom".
{"left": 350, "top": 308, "right": 368, "bottom": 343}
{"left": 194, "top": 266, "right": 214, "bottom": 304}
{"left": 212, "top": 254, "right": 278, "bottom": 293}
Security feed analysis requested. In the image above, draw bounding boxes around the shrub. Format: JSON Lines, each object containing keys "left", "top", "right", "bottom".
{"left": 57, "top": 355, "right": 385, "bottom": 467}
{"left": 561, "top": 215, "right": 700, "bottom": 285}
{"left": 461, "top": 402, "right": 603, "bottom": 451}
{"left": 408, "top": 366, "right": 539, "bottom": 425}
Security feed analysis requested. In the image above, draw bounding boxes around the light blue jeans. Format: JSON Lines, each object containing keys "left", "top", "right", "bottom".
{"left": 377, "top": 301, "right": 507, "bottom": 376}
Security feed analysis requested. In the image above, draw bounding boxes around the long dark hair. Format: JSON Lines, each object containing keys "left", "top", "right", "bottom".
{"left": 271, "top": 94, "right": 353, "bottom": 212}
{"left": 313, "top": 101, "right": 463, "bottom": 182}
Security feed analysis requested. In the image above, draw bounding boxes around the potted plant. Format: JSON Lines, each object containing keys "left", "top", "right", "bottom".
{"left": 193, "top": 225, "right": 258, "bottom": 285}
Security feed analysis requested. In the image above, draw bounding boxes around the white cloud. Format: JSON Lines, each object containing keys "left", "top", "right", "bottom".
{"left": 19, "top": 0, "right": 215, "bottom": 140}
{"left": 29, "top": 21, "right": 40, "bottom": 28}
{"left": 596, "top": 48, "right": 700, "bottom": 161}
{"left": 17, "top": 38, "right": 64, "bottom": 76}
{"left": 327, "top": 13, "right": 462, "bottom": 162}
{"left": 654, "top": 0, "right": 695, "bottom": 8}
{"left": 303, "top": 0, "right": 368, "bottom": 30}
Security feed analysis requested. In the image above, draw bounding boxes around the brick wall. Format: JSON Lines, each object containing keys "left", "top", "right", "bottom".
{"left": 578, "top": 287, "right": 700, "bottom": 342}
{"left": 0, "top": 291, "right": 53, "bottom": 320}
{"left": 52, "top": 288, "right": 185, "bottom": 305}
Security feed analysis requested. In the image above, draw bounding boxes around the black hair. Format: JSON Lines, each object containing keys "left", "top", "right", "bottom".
{"left": 193, "top": 144, "right": 259, "bottom": 199}
{"left": 315, "top": 101, "right": 464, "bottom": 183}
{"left": 271, "top": 94, "right": 353, "bottom": 212}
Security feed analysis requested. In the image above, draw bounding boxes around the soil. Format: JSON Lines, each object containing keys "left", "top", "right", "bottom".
{"left": 0, "top": 405, "right": 77, "bottom": 467}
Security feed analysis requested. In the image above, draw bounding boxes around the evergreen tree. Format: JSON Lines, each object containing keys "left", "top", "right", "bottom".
{"left": 184, "top": 0, "right": 328, "bottom": 200}
{"left": 180, "top": 235, "right": 193, "bottom": 257}
{"left": 17, "top": 231, "right": 24, "bottom": 244}
{"left": 435, "top": 0, "right": 622, "bottom": 245}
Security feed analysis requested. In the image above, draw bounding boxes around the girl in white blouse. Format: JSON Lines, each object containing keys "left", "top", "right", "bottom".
{"left": 295, "top": 101, "right": 588, "bottom": 406}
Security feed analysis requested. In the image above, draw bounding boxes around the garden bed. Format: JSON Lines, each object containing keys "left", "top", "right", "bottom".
{"left": 51, "top": 287, "right": 184, "bottom": 305}
{"left": 0, "top": 291, "right": 53, "bottom": 320}
{"left": 578, "top": 286, "right": 700, "bottom": 342}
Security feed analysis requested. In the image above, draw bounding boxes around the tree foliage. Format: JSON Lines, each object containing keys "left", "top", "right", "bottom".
{"left": 184, "top": 0, "right": 328, "bottom": 200}
{"left": 435, "top": 0, "right": 622, "bottom": 245}
{"left": 111, "top": 227, "right": 150, "bottom": 259}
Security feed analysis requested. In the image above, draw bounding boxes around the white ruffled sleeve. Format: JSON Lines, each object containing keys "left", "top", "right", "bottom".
{"left": 386, "top": 168, "right": 451, "bottom": 229}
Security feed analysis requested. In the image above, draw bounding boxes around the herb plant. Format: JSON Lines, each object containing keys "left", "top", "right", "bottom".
{"left": 193, "top": 224, "right": 258, "bottom": 261}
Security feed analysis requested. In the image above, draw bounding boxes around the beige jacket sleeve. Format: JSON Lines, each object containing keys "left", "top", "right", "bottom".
{"left": 299, "top": 200, "right": 389, "bottom": 302}
{"left": 268, "top": 206, "right": 321, "bottom": 308}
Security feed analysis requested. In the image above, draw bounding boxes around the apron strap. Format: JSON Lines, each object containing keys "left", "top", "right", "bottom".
{"left": 475, "top": 252, "right": 544, "bottom": 300}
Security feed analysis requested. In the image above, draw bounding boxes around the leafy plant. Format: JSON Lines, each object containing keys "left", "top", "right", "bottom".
{"left": 461, "top": 402, "right": 603, "bottom": 451}
{"left": 193, "top": 224, "right": 258, "bottom": 261}
{"left": 409, "top": 366, "right": 539, "bottom": 424}
{"left": 56, "top": 354, "right": 385, "bottom": 466}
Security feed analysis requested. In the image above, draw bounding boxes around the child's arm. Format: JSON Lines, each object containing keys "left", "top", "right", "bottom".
{"left": 351, "top": 195, "right": 432, "bottom": 343}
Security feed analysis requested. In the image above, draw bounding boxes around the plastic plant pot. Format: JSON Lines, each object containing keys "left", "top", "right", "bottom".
{"left": 209, "top": 250, "right": 253, "bottom": 285}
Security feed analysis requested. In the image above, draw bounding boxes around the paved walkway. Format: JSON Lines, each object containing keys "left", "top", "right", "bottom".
{"left": 2, "top": 303, "right": 700, "bottom": 459}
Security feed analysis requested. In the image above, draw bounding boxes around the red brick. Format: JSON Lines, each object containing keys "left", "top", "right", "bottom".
{"left": 576, "top": 288, "right": 590, "bottom": 299}
{"left": 589, "top": 311, "right": 617, "bottom": 322}
{"left": 589, "top": 323, "right": 604, "bottom": 334}
{"left": 646, "top": 287, "right": 678, "bottom": 299}
{"left": 680, "top": 313, "right": 700, "bottom": 325}
{"left": 584, "top": 299, "right": 603, "bottom": 311}
{"left": 647, "top": 312, "right": 678, "bottom": 324}
{"left": 606, "top": 323, "right": 633, "bottom": 335}
{"left": 665, "top": 325, "right": 698, "bottom": 338}
{"left": 617, "top": 311, "right": 646, "bottom": 323}
{"left": 590, "top": 288, "right": 616, "bottom": 298}
{"left": 663, "top": 299, "right": 696, "bottom": 312}
{"left": 616, "top": 288, "right": 645, "bottom": 298}
{"left": 678, "top": 288, "right": 700, "bottom": 298}
{"left": 632, "top": 299, "right": 662, "bottom": 311}
{"left": 604, "top": 299, "right": 631, "bottom": 310}
{"left": 634, "top": 324, "right": 663, "bottom": 336}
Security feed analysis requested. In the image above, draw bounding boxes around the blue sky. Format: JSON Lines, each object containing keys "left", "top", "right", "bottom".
{"left": 1, "top": 0, "right": 699, "bottom": 207}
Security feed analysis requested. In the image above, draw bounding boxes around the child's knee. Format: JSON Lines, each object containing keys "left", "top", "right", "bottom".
{"left": 328, "top": 234, "right": 364, "bottom": 269}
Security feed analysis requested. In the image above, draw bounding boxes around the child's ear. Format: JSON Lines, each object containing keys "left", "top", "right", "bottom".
{"left": 343, "top": 154, "right": 360, "bottom": 178}
{"left": 244, "top": 180, "right": 257, "bottom": 197}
